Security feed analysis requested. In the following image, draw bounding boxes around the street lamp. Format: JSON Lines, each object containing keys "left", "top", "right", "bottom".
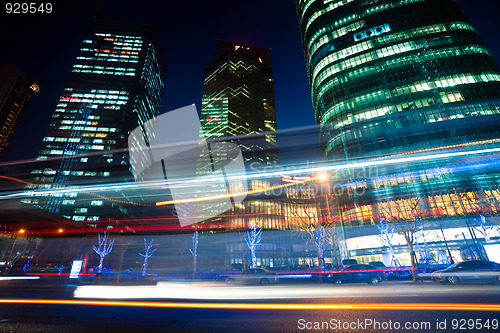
{"left": 318, "top": 173, "right": 328, "bottom": 182}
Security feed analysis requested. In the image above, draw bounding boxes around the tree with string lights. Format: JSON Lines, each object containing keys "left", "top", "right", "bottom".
{"left": 139, "top": 237, "right": 158, "bottom": 277}
{"left": 377, "top": 219, "right": 398, "bottom": 267}
{"left": 474, "top": 215, "right": 497, "bottom": 243}
{"left": 244, "top": 223, "right": 262, "bottom": 268}
{"left": 286, "top": 178, "right": 335, "bottom": 281}
{"left": 92, "top": 231, "right": 115, "bottom": 274}
{"left": 381, "top": 198, "right": 427, "bottom": 283}
{"left": 189, "top": 229, "right": 199, "bottom": 279}
{"left": 417, "top": 220, "right": 433, "bottom": 268}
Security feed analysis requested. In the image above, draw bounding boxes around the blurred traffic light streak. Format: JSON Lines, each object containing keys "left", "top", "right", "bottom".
{"left": 0, "top": 299, "right": 499, "bottom": 311}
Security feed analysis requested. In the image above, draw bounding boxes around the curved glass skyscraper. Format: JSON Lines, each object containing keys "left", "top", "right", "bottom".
{"left": 295, "top": 0, "right": 500, "bottom": 236}
{"left": 296, "top": 0, "right": 500, "bottom": 160}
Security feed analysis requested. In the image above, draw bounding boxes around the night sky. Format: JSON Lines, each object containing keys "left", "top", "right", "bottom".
{"left": 1, "top": 0, "right": 499, "bottom": 164}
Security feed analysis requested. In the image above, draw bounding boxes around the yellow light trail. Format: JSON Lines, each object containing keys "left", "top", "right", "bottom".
{"left": 1, "top": 299, "right": 499, "bottom": 311}
{"left": 371, "top": 137, "right": 500, "bottom": 160}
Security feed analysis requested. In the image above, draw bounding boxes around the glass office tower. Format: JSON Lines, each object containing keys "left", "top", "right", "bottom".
{"left": 296, "top": 0, "right": 500, "bottom": 160}
{"left": 0, "top": 65, "right": 39, "bottom": 160}
{"left": 296, "top": 0, "right": 500, "bottom": 228}
{"left": 25, "top": 19, "right": 166, "bottom": 222}
{"left": 200, "top": 41, "right": 279, "bottom": 167}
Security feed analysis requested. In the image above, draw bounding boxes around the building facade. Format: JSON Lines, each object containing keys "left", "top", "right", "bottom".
{"left": 24, "top": 19, "right": 166, "bottom": 222}
{"left": 296, "top": 0, "right": 500, "bottom": 160}
{"left": 200, "top": 41, "right": 279, "bottom": 167}
{"left": 295, "top": 0, "right": 500, "bottom": 223}
{"left": 0, "top": 65, "right": 39, "bottom": 160}
{"left": 293, "top": 0, "right": 500, "bottom": 267}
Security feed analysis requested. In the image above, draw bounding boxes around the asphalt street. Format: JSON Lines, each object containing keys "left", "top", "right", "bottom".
{"left": 0, "top": 280, "right": 499, "bottom": 332}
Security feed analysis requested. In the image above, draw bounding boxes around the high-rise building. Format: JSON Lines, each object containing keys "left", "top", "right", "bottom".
{"left": 25, "top": 19, "right": 166, "bottom": 222}
{"left": 200, "top": 41, "right": 279, "bottom": 167}
{"left": 0, "top": 65, "right": 39, "bottom": 160}
{"left": 295, "top": 0, "right": 500, "bottom": 239}
{"left": 296, "top": 0, "right": 500, "bottom": 160}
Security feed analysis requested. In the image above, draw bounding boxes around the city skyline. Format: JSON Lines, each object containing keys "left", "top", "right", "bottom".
{"left": 1, "top": 2, "right": 500, "bottom": 308}
{"left": 1, "top": 0, "right": 499, "bottom": 164}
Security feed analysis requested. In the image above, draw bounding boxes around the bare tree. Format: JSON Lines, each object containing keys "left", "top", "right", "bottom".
{"left": 324, "top": 225, "right": 340, "bottom": 269}
{"left": 33, "top": 242, "right": 50, "bottom": 267}
{"left": 455, "top": 191, "right": 495, "bottom": 259}
{"left": 286, "top": 186, "right": 334, "bottom": 280}
{"left": 377, "top": 219, "right": 398, "bottom": 267}
{"left": 92, "top": 231, "right": 115, "bottom": 274}
{"left": 139, "top": 237, "right": 159, "bottom": 277}
{"left": 473, "top": 215, "right": 498, "bottom": 243}
{"left": 244, "top": 223, "right": 262, "bottom": 268}
{"left": 381, "top": 197, "right": 425, "bottom": 283}
{"left": 189, "top": 229, "right": 199, "bottom": 278}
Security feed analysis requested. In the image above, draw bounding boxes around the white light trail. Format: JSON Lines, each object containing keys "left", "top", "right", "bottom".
{"left": 2, "top": 146, "right": 500, "bottom": 201}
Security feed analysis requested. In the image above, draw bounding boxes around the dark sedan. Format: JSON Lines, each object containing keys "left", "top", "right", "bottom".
{"left": 327, "top": 264, "right": 387, "bottom": 285}
{"left": 226, "top": 268, "right": 277, "bottom": 286}
{"left": 431, "top": 260, "right": 500, "bottom": 284}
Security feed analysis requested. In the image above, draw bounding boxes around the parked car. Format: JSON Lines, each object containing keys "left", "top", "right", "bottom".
{"left": 273, "top": 265, "right": 292, "bottom": 271}
{"left": 229, "top": 263, "right": 243, "bottom": 271}
{"left": 369, "top": 261, "right": 386, "bottom": 268}
{"left": 327, "top": 264, "right": 387, "bottom": 285}
{"left": 342, "top": 259, "right": 358, "bottom": 266}
{"left": 431, "top": 260, "right": 500, "bottom": 284}
{"left": 226, "top": 268, "right": 277, "bottom": 286}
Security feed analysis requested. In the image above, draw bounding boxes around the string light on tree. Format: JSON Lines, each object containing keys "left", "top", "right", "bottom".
{"left": 244, "top": 223, "right": 262, "bottom": 268}
{"left": 139, "top": 237, "right": 158, "bottom": 277}
{"left": 92, "top": 231, "right": 115, "bottom": 274}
